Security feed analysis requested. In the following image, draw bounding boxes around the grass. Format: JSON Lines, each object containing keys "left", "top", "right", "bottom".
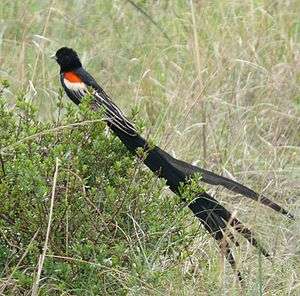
{"left": 0, "top": 0, "right": 299, "bottom": 295}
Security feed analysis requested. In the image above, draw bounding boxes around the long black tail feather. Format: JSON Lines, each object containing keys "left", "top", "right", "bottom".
{"left": 189, "top": 192, "right": 273, "bottom": 281}
{"left": 230, "top": 217, "right": 271, "bottom": 259}
{"left": 198, "top": 192, "right": 271, "bottom": 258}
{"left": 188, "top": 194, "right": 243, "bottom": 281}
{"left": 199, "top": 168, "right": 294, "bottom": 220}
{"left": 137, "top": 145, "right": 294, "bottom": 220}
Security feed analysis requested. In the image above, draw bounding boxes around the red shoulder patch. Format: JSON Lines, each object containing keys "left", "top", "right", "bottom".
{"left": 64, "top": 71, "right": 82, "bottom": 83}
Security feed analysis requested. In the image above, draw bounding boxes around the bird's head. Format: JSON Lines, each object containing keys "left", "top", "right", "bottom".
{"left": 52, "top": 47, "right": 82, "bottom": 72}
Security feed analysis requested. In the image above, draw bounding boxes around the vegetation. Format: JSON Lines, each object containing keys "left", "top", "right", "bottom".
{"left": 0, "top": 1, "right": 299, "bottom": 295}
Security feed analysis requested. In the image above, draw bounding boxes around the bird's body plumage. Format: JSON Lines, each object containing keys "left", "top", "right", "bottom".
{"left": 61, "top": 67, "right": 137, "bottom": 135}
{"left": 53, "top": 47, "right": 294, "bottom": 281}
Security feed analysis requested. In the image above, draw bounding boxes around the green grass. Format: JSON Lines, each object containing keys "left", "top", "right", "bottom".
{"left": 0, "top": 0, "right": 299, "bottom": 295}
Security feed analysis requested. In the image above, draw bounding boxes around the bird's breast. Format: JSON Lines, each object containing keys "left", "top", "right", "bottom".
{"left": 63, "top": 71, "right": 86, "bottom": 92}
{"left": 64, "top": 71, "right": 82, "bottom": 82}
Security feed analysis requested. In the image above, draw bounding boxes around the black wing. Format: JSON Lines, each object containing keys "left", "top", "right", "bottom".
{"left": 74, "top": 67, "right": 137, "bottom": 136}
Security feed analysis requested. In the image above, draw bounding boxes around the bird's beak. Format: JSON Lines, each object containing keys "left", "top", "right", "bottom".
{"left": 50, "top": 53, "right": 57, "bottom": 60}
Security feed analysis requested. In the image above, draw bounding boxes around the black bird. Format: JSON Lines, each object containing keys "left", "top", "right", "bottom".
{"left": 52, "top": 47, "right": 294, "bottom": 281}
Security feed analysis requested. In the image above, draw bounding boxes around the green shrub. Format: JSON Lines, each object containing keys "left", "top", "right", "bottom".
{"left": 0, "top": 83, "right": 194, "bottom": 295}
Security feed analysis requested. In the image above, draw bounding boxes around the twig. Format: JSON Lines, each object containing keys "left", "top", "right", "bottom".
{"left": 126, "top": 0, "right": 171, "bottom": 42}
{"left": 1, "top": 119, "right": 106, "bottom": 154}
{"left": 0, "top": 151, "right": 5, "bottom": 179}
{"left": 190, "top": 0, "right": 207, "bottom": 163}
{"left": 31, "top": 3, "right": 54, "bottom": 85}
{"left": 0, "top": 213, "right": 14, "bottom": 225}
{"left": 111, "top": 160, "right": 143, "bottom": 219}
{"left": 31, "top": 158, "right": 59, "bottom": 296}
{"left": 63, "top": 169, "right": 101, "bottom": 216}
